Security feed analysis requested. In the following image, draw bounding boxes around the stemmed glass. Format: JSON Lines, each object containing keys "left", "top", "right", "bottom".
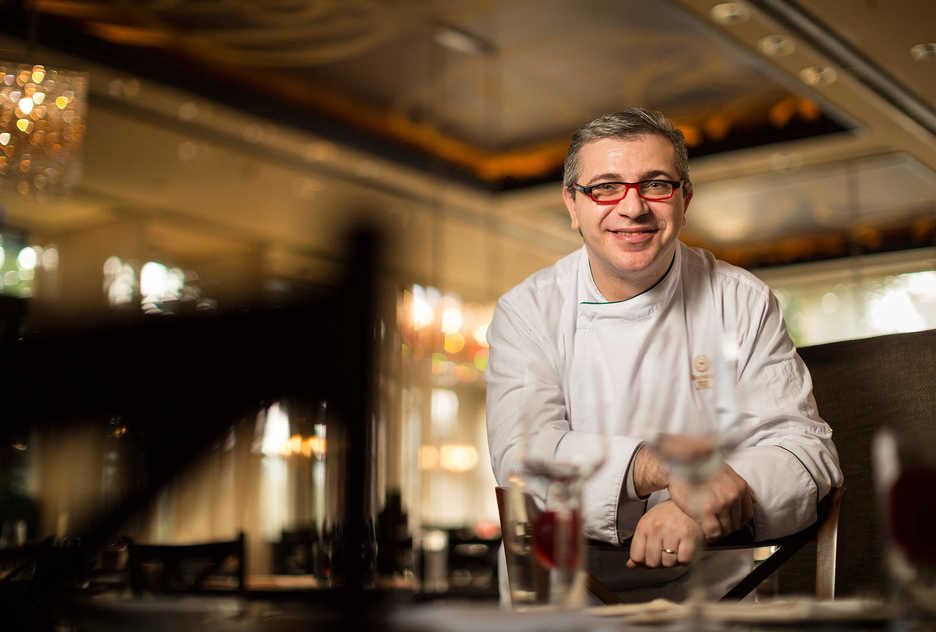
{"left": 503, "top": 369, "right": 607, "bottom": 608}
{"left": 647, "top": 325, "right": 742, "bottom": 626}
{"left": 873, "top": 426, "right": 936, "bottom": 622}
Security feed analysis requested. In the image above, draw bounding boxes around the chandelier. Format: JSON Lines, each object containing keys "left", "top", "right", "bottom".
{"left": 0, "top": 61, "right": 88, "bottom": 197}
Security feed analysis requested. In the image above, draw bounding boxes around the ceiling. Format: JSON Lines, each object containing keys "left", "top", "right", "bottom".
{"left": 3, "top": 0, "right": 858, "bottom": 185}
{"left": 0, "top": 0, "right": 935, "bottom": 303}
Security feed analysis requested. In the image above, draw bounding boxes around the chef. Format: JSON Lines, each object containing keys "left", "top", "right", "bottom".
{"left": 485, "top": 108, "right": 843, "bottom": 602}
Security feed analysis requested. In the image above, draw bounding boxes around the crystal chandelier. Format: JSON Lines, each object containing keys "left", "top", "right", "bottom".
{"left": 0, "top": 61, "right": 88, "bottom": 197}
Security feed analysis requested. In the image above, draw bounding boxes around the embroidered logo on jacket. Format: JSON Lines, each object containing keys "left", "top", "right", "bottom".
{"left": 691, "top": 355, "right": 711, "bottom": 390}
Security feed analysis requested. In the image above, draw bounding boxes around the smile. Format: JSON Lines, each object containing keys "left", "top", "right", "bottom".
{"left": 608, "top": 229, "right": 657, "bottom": 243}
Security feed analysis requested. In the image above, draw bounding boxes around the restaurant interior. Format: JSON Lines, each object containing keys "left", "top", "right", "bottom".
{"left": 0, "top": 0, "right": 935, "bottom": 628}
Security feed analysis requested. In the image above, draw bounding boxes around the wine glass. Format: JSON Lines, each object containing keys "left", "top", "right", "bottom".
{"left": 647, "top": 325, "right": 742, "bottom": 625}
{"left": 873, "top": 426, "right": 936, "bottom": 622}
{"left": 504, "top": 368, "right": 606, "bottom": 608}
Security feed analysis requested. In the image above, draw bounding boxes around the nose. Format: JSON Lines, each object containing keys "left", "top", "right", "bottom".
{"left": 614, "top": 185, "right": 649, "bottom": 218}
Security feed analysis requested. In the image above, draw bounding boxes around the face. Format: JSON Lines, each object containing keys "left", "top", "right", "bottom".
{"left": 563, "top": 134, "right": 691, "bottom": 300}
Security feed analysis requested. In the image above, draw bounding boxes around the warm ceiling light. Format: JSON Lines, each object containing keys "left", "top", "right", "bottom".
{"left": 759, "top": 34, "right": 795, "bottom": 56}
{"left": 439, "top": 444, "right": 479, "bottom": 472}
{"left": 419, "top": 445, "right": 439, "bottom": 470}
{"left": 910, "top": 43, "right": 936, "bottom": 61}
{"left": 710, "top": 2, "right": 750, "bottom": 25}
{"left": 676, "top": 124, "right": 702, "bottom": 147}
{"left": 433, "top": 24, "right": 493, "bottom": 56}
{"left": 411, "top": 296, "right": 433, "bottom": 329}
{"left": 1, "top": 61, "right": 87, "bottom": 197}
{"left": 800, "top": 66, "right": 837, "bottom": 86}
{"left": 441, "top": 306, "right": 463, "bottom": 334}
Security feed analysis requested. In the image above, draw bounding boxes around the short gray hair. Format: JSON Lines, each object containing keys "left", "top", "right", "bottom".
{"left": 562, "top": 108, "right": 691, "bottom": 195}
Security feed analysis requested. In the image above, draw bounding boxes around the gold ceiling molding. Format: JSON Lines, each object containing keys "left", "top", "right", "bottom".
{"left": 36, "top": 0, "right": 424, "bottom": 67}
{"left": 33, "top": 0, "right": 836, "bottom": 184}
{"left": 699, "top": 212, "right": 936, "bottom": 268}
{"left": 671, "top": 92, "right": 821, "bottom": 147}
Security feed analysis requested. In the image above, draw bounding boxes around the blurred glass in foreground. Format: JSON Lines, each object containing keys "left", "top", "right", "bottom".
{"left": 873, "top": 427, "right": 936, "bottom": 620}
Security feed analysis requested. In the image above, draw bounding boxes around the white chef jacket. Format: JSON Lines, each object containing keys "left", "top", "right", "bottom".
{"left": 486, "top": 242, "right": 843, "bottom": 600}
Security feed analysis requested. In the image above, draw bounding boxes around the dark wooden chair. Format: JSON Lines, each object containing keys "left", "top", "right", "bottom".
{"left": 273, "top": 527, "right": 325, "bottom": 576}
{"left": 495, "top": 485, "right": 843, "bottom": 604}
{"left": 128, "top": 532, "right": 246, "bottom": 595}
{"left": 0, "top": 538, "right": 55, "bottom": 587}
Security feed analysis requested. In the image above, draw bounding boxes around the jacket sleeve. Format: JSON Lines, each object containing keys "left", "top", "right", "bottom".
{"left": 723, "top": 284, "right": 844, "bottom": 539}
{"left": 485, "top": 297, "right": 645, "bottom": 544}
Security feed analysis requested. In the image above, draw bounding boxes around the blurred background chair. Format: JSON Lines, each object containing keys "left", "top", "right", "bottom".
{"left": 272, "top": 527, "right": 323, "bottom": 577}
{"left": 128, "top": 532, "right": 245, "bottom": 595}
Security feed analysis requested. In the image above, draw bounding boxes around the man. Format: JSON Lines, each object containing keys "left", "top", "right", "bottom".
{"left": 485, "top": 109, "right": 843, "bottom": 602}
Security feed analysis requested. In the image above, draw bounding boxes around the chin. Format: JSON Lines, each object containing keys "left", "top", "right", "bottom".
{"left": 611, "top": 253, "right": 659, "bottom": 273}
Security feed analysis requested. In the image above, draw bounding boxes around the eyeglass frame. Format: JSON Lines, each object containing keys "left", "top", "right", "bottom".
{"left": 570, "top": 179, "right": 684, "bottom": 204}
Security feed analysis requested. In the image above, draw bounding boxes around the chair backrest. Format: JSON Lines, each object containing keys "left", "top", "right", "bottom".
{"left": 128, "top": 532, "right": 245, "bottom": 594}
{"left": 792, "top": 329, "right": 936, "bottom": 597}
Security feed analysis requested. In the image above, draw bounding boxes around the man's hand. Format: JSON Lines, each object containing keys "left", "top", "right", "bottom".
{"left": 635, "top": 439, "right": 756, "bottom": 542}
{"left": 668, "top": 465, "right": 756, "bottom": 542}
{"left": 627, "top": 500, "right": 701, "bottom": 568}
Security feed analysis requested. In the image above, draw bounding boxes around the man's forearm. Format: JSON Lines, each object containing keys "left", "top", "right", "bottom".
{"left": 632, "top": 445, "right": 670, "bottom": 498}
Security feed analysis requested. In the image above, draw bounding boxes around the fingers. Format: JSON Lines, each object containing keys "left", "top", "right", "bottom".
{"left": 676, "top": 537, "right": 696, "bottom": 565}
{"left": 644, "top": 534, "right": 662, "bottom": 568}
{"left": 628, "top": 502, "right": 702, "bottom": 569}
{"left": 661, "top": 542, "right": 683, "bottom": 568}
{"left": 689, "top": 468, "right": 756, "bottom": 541}
{"left": 698, "top": 511, "right": 717, "bottom": 542}
{"left": 718, "top": 479, "right": 755, "bottom": 535}
{"left": 628, "top": 530, "right": 646, "bottom": 568}
{"left": 715, "top": 504, "right": 733, "bottom": 538}
{"left": 628, "top": 513, "right": 664, "bottom": 569}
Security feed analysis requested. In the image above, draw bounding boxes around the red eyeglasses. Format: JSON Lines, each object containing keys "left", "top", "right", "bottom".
{"left": 571, "top": 179, "right": 683, "bottom": 204}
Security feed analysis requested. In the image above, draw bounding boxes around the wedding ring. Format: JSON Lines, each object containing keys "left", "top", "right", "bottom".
{"left": 662, "top": 547, "right": 678, "bottom": 555}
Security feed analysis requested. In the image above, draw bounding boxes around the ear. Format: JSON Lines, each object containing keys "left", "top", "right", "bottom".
{"left": 563, "top": 186, "right": 581, "bottom": 231}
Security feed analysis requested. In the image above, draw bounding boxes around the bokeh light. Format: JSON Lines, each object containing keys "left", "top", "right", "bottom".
{"left": 441, "top": 306, "right": 463, "bottom": 334}
{"left": 439, "top": 444, "right": 479, "bottom": 472}
{"left": 443, "top": 332, "right": 465, "bottom": 354}
{"left": 1, "top": 61, "right": 87, "bottom": 197}
{"left": 16, "top": 246, "right": 37, "bottom": 270}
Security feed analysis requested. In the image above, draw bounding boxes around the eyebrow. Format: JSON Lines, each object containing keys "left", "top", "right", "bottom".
{"left": 584, "top": 169, "right": 676, "bottom": 185}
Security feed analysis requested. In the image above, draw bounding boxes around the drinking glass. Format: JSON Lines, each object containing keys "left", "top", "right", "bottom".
{"left": 647, "top": 327, "right": 741, "bottom": 626}
{"left": 872, "top": 427, "right": 936, "bottom": 621}
{"left": 504, "top": 370, "right": 604, "bottom": 608}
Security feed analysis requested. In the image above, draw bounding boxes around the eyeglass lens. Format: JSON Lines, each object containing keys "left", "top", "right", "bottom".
{"left": 590, "top": 181, "right": 674, "bottom": 201}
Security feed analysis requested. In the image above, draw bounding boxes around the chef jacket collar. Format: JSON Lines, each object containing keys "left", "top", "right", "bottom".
{"left": 577, "top": 243, "right": 682, "bottom": 320}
